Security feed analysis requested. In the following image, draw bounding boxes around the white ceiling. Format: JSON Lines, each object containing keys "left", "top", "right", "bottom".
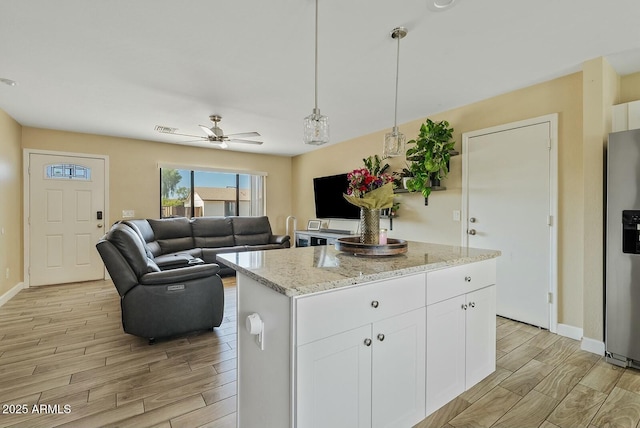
{"left": 2, "top": 0, "right": 640, "bottom": 157}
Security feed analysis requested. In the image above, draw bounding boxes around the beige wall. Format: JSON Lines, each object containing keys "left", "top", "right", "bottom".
{"left": 21, "top": 128, "right": 293, "bottom": 235}
{"left": 292, "top": 72, "right": 584, "bottom": 329}
{"left": 0, "top": 109, "right": 24, "bottom": 295}
{"left": 620, "top": 71, "right": 640, "bottom": 103}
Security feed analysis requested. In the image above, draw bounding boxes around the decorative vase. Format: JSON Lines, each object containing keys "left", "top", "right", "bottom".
{"left": 360, "top": 208, "right": 381, "bottom": 244}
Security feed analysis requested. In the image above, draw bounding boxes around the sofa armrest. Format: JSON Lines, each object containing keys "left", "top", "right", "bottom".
{"left": 140, "top": 263, "right": 221, "bottom": 286}
{"left": 270, "top": 235, "right": 291, "bottom": 247}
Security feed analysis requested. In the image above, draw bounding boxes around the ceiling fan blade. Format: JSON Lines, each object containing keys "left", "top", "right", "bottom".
{"left": 198, "top": 125, "right": 216, "bottom": 137}
{"left": 158, "top": 131, "right": 204, "bottom": 139}
{"left": 228, "top": 139, "right": 264, "bottom": 145}
{"left": 225, "top": 131, "right": 261, "bottom": 138}
{"left": 178, "top": 139, "right": 209, "bottom": 143}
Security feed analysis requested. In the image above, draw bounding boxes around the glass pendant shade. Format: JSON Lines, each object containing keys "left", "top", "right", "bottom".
{"left": 383, "top": 27, "right": 408, "bottom": 157}
{"left": 303, "top": 108, "right": 329, "bottom": 145}
{"left": 383, "top": 127, "right": 406, "bottom": 157}
{"left": 303, "top": 0, "right": 329, "bottom": 145}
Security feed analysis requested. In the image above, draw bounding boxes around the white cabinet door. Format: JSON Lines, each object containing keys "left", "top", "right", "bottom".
{"left": 372, "top": 308, "right": 426, "bottom": 428}
{"left": 426, "top": 294, "right": 466, "bottom": 415}
{"left": 297, "top": 324, "right": 372, "bottom": 428}
{"left": 466, "top": 285, "right": 496, "bottom": 386}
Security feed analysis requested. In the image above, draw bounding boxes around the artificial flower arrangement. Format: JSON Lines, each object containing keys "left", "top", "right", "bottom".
{"left": 343, "top": 155, "right": 395, "bottom": 210}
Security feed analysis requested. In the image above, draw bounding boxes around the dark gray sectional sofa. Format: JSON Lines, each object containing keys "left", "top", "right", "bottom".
{"left": 95, "top": 215, "right": 289, "bottom": 342}
{"left": 124, "top": 216, "right": 290, "bottom": 275}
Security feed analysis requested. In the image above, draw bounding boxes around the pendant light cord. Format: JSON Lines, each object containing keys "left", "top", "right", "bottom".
{"left": 393, "top": 31, "right": 400, "bottom": 130}
{"left": 314, "top": 0, "right": 319, "bottom": 112}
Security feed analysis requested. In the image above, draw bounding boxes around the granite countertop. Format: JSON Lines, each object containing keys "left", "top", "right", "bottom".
{"left": 217, "top": 241, "right": 500, "bottom": 297}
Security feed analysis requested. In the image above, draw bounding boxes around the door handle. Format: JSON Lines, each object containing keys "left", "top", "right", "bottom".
{"left": 468, "top": 229, "right": 476, "bottom": 235}
{"left": 97, "top": 224, "right": 103, "bottom": 228}
{"left": 469, "top": 217, "right": 477, "bottom": 223}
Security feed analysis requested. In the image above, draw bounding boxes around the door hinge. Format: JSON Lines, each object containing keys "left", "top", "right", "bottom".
{"left": 548, "top": 292, "right": 553, "bottom": 304}
{"left": 547, "top": 138, "right": 552, "bottom": 150}
{"left": 547, "top": 215, "right": 552, "bottom": 226}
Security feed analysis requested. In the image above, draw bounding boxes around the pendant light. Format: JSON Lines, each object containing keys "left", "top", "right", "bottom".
{"left": 303, "top": 0, "right": 329, "bottom": 145}
{"left": 383, "top": 27, "right": 408, "bottom": 157}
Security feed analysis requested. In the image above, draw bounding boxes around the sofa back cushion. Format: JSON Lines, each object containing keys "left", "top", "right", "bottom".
{"left": 232, "top": 216, "right": 272, "bottom": 246}
{"left": 191, "top": 217, "right": 236, "bottom": 248}
{"left": 148, "top": 217, "right": 194, "bottom": 255}
{"left": 123, "top": 219, "right": 161, "bottom": 257}
{"left": 105, "top": 223, "right": 160, "bottom": 278}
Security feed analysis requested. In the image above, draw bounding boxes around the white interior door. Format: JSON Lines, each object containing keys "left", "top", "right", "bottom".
{"left": 463, "top": 116, "right": 556, "bottom": 329}
{"left": 29, "top": 153, "right": 106, "bottom": 286}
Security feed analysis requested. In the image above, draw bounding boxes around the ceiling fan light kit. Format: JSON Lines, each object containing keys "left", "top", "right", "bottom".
{"left": 303, "top": 0, "right": 330, "bottom": 146}
{"left": 383, "top": 27, "right": 408, "bottom": 158}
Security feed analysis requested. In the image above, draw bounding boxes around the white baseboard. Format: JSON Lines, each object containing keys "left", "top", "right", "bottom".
{"left": 581, "top": 337, "right": 605, "bottom": 356}
{"left": 0, "top": 281, "right": 25, "bottom": 308}
{"left": 557, "top": 323, "right": 605, "bottom": 356}
{"left": 557, "top": 323, "right": 583, "bottom": 341}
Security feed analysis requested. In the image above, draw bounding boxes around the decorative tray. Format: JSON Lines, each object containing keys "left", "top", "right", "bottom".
{"left": 335, "top": 237, "right": 408, "bottom": 256}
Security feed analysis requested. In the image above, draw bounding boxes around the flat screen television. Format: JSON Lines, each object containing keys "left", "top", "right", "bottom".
{"left": 313, "top": 173, "right": 360, "bottom": 219}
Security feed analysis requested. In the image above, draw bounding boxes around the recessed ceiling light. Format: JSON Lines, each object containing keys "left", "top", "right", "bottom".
{"left": 0, "top": 78, "right": 17, "bottom": 87}
{"left": 428, "top": 0, "right": 457, "bottom": 11}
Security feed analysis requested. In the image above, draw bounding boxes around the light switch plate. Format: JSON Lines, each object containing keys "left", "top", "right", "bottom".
{"left": 453, "top": 210, "right": 461, "bottom": 221}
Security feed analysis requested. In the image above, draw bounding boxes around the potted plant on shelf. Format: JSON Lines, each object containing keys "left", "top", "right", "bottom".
{"left": 405, "top": 118, "right": 456, "bottom": 201}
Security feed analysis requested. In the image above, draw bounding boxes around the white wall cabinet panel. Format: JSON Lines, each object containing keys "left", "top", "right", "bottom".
{"left": 372, "top": 308, "right": 426, "bottom": 428}
{"left": 426, "top": 294, "right": 466, "bottom": 415}
{"left": 297, "top": 324, "right": 372, "bottom": 428}
{"left": 465, "top": 286, "right": 497, "bottom": 386}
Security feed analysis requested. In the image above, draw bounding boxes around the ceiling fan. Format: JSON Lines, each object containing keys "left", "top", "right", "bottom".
{"left": 156, "top": 115, "right": 263, "bottom": 149}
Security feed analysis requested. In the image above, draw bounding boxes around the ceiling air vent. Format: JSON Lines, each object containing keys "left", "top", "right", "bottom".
{"left": 154, "top": 125, "right": 177, "bottom": 134}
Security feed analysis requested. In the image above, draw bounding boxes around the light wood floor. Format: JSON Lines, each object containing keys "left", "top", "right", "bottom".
{"left": 0, "top": 278, "right": 639, "bottom": 427}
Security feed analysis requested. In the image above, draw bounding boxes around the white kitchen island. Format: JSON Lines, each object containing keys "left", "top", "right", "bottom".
{"left": 217, "top": 241, "right": 500, "bottom": 428}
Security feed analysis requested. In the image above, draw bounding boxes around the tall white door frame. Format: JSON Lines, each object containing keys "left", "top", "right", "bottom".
{"left": 23, "top": 149, "right": 110, "bottom": 287}
{"left": 461, "top": 114, "right": 558, "bottom": 333}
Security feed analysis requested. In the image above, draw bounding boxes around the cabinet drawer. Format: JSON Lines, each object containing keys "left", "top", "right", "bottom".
{"left": 426, "top": 259, "right": 496, "bottom": 305}
{"left": 296, "top": 273, "right": 426, "bottom": 346}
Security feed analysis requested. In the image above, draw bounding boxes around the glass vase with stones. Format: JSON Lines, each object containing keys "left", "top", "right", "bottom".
{"left": 360, "top": 208, "right": 381, "bottom": 244}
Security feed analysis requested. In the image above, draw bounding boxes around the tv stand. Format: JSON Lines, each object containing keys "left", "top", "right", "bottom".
{"left": 295, "top": 230, "right": 353, "bottom": 247}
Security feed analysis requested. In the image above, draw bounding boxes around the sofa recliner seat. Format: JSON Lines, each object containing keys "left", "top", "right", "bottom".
{"left": 124, "top": 216, "right": 290, "bottom": 276}
{"left": 96, "top": 223, "right": 225, "bottom": 341}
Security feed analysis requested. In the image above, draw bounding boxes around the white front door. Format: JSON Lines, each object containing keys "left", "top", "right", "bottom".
{"left": 29, "top": 153, "right": 106, "bottom": 286}
{"left": 463, "top": 115, "right": 557, "bottom": 329}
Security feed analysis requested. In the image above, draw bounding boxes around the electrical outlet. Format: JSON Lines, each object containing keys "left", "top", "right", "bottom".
{"left": 453, "top": 210, "right": 461, "bottom": 221}
{"left": 122, "top": 210, "right": 135, "bottom": 218}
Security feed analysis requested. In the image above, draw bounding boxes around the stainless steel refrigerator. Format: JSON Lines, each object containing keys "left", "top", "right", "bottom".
{"left": 606, "top": 128, "right": 640, "bottom": 368}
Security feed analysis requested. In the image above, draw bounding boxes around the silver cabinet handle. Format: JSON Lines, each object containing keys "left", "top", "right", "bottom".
{"left": 461, "top": 304, "right": 468, "bottom": 310}
{"left": 464, "top": 276, "right": 472, "bottom": 282}
{"left": 371, "top": 300, "right": 379, "bottom": 308}
{"left": 364, "top": 338, "right": 372, "bottom": 346}
{"left": 470, "top": 217, "right": 477, "bottom": 223}
{"left": 469, "top": 302, "right": 476, "bottom": 308}
{"left": 468, "top": 229, "right": 476, "bottom": 235}
{"left": 377, "top": 333, "right": 385, "bottom": 341}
